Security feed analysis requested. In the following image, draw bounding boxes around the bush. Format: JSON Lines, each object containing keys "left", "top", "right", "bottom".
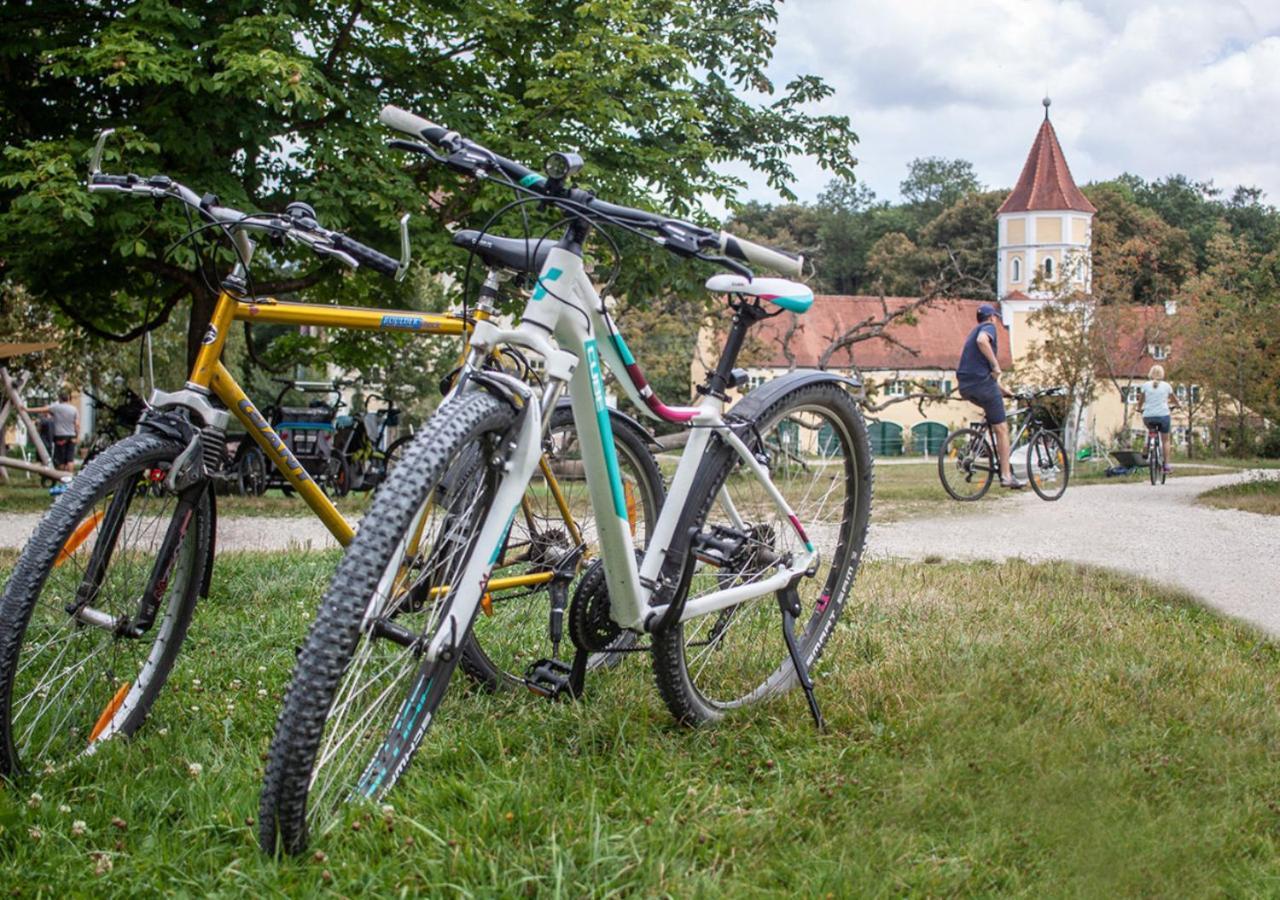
{"left": 1260, "top": 426, "right": 1280, "bottom": 460}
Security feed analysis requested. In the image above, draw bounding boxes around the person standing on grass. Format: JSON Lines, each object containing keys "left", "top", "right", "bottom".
{"left": 1137, "top": 365, "right": 1180, "bottom": 474}
{"left": 24, "top": 390, "right": 79, "bottom": 494}
{"left": 956, "top": 304, "right": 1023, "bottom": 489}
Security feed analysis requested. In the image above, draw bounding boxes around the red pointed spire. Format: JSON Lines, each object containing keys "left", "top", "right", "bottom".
{"left": 998, "top": 103, "right": 1096, "bottom": 215}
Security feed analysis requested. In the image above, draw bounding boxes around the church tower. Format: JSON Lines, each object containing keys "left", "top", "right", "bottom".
{"left": 996, "top": 99, "right": 1096, "bottom": 357}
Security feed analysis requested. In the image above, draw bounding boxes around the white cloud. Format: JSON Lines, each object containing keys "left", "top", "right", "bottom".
{"left": 733, "top": 0, "right": 1280, "bottom": 206}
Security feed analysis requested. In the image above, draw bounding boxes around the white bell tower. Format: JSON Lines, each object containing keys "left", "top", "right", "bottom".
{"left": 996, "top": 98, "right": 1095, "bottom": 327}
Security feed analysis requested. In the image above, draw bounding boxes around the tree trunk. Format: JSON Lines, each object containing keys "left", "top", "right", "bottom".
{"left": 185, "top": 287, "right": 219, "bottom": 372}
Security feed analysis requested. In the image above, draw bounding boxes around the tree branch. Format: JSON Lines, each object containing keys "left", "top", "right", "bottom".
{"left": 51, "top": 285, "right": 189, "bottom": 343}
{"left": 322, "top": 1, "right": 364, "bottom": 74}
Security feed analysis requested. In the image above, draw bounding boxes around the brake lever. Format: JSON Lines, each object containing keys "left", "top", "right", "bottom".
{"left": 697, "top": 253, "right": 754, "bottom": 279}
{"left": 395, "top": 213, "right": 411, "bottom": 282}
{"left": 317, "top": 243, "right": 360, "bottom": 270}
{"left": 387, "top": 139, "right": 447, "bottom": 164}
{"left": 90, "top": 129, "right": 114, "bottom": 176}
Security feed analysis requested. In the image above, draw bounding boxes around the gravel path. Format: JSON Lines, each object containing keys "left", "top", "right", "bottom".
{"left": 3, "top": 468, "right": 1276, "bottom": 634}
{"left": 0, "top": 510, "right": 344, "bottom": 554}
{"left": 868, "top": 468, "right": 1280, "bottom": 636}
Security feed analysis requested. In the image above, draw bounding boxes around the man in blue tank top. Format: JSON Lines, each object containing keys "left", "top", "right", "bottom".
{"left": 956, "top": 304, "right": 1023, "bottom": 489}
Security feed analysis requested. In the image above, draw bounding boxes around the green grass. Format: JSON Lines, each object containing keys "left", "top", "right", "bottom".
{"left": 3, "top": 552, "right": 1280, "bottom": 895}
{"left": 866, "top": 460, "right": 1012, "bottom": 521}
{"left": 1198, "top": 476, "right": 1280, "bottom": 517}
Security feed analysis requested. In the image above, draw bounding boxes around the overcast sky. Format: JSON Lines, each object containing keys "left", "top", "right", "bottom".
{"left": 732, "top": 0, "right": 1280, "bottom": 207}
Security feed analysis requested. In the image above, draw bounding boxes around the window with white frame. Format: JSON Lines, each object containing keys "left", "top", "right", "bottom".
{"left": 1146, "top": 344, "right": 1170, "bottom": 360}
{"left": 1010, "top": 257, "right": 1021, "bottom": 283}
{"left": 1043, "top": 256, "right": 1054, "bottom": 279}
{"left": 885, "top": 380, "right": 908, "bottom": 397}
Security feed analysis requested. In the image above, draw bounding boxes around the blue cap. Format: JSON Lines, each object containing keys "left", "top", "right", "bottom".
{"left": 977, "top": 304, "right": 997, "bottom": 319}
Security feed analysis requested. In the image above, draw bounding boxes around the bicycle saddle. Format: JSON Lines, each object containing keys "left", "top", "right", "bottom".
{"left": 452, "top": 230, "right": 554, "bottom": 275}
{"left": 704, "top": 273, "right": 814, "bottom": 313}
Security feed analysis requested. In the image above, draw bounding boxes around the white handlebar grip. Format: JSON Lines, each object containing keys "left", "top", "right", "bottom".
{"left": 718, "top": 231, "right": 804, "bottom": 277}
{"left": 378, "top": 105, "right": 441, "bottom": 139}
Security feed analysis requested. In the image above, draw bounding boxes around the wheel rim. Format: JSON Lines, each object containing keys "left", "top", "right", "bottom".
{"left": 941, "top": 430, "right": 993, "bottom": 500}
{"left": 1029, "top": 433, "right": 1066, "bottom": 498}
{"left": 677, "top": 401, "right": 860, "bottom": 710}
{"left": 304, "top": 442, "right": 496, "bottom": 838}
{"left": 7, "top": 464, "right": 198, "bottom": 772}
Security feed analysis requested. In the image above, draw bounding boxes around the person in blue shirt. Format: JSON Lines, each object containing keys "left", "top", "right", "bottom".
{"left": 956, "top": 304, "right": 1023, "bottom": 489}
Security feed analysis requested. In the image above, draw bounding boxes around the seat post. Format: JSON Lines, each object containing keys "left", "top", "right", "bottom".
{"left": 701, "top": 301, "right": 768, "bottom": 399}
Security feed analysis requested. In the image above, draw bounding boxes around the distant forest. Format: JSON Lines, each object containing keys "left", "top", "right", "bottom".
{"left": 726, "top": 156, "right": 1280, "bottom": 305}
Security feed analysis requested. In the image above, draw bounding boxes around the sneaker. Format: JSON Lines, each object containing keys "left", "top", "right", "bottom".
{"left": 1000, "top": 477, "right": 1026, "bottom": 490}
{"left": 1163, "top": 464, "right": 1172, "bottom": 474}
{"left": 48, "top": 484, "right": 67, "bottom": 497}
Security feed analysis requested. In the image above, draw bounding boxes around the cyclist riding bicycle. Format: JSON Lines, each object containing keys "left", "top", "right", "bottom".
{"left": 955, "top": 303, "right": 1023, "bottom": 490}
{"left": 1136, "top": 364, "right": 1180, "bottom": 475}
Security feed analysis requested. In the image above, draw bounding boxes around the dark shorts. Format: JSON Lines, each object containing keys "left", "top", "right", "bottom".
{"left": 958, "top": 377, "right": 1006, "bottom": 426}
{"left": 1143, "top": 415, "right": 1171, "bottom": 435}
{"left": 52, "top": 438, "right": 77, "bottom": 466}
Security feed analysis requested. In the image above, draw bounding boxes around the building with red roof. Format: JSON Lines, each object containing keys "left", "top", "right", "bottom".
{"left": 694, "top": 101, "right": 1204, "bottom": 456}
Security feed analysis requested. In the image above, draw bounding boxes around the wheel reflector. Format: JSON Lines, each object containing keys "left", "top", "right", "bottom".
{"left": 624, "top": 480, "right": 637, "bottom": 536}
{"left": 88, "top": 681, "right": 131, "bottom": 743}
{"left": 480, "top": 593, "right": 493, "bottom": 617}
{"left": 55, "top": 511, "right": 104, "bottom": 567}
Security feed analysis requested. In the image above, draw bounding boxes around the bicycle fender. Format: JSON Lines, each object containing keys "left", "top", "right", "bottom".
{"left": 728, "top": 369, "right": 861, "bottom": 425}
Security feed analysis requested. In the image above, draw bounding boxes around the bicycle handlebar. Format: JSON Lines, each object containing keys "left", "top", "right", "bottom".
{"left": 378, "top": 104, "right": 804, "bottom": 278}
{"left": 87, "top": 132, "right": 411, "bottom": 281}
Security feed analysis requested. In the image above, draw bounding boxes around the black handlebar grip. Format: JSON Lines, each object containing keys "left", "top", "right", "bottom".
{"left": 90, "top": 173, "right": 132, "bottom": 187}
{"left": 330, "top": 233, "right": 399, "bottom": 277}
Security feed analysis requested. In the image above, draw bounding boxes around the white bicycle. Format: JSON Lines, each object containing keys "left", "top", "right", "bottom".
{"left": 258, "top": 106, "right": 874, "bottom": 854}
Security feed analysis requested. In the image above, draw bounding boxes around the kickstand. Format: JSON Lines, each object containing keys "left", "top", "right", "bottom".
{"left": 568, "top": 646, "right": 588, "bottom": 699}
{"left": 778, "top": 586, "right": 825, "bottom": 732}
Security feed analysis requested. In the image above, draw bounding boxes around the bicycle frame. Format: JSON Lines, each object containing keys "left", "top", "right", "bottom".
{"left": 172, "top": 288, "right": 562, "bottom": 597}
{"left": 422, "top": 243, "right": 819, "bottom": 662}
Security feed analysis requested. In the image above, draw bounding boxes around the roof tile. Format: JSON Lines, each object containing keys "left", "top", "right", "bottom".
{"left": 998, "top": 116, "right": 1096, "bottom": 215}
{"left": 746, "top": 296, "right": 1012, "bottom": 371}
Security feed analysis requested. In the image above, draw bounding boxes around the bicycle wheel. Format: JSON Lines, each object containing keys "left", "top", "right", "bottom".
{"left": 326, "top": 455, "right": 351, "bottom": 498}
{"left": 259, "top": 390, "right": 517, "bottom": 855}
{"left": 460, "top": 405, "right": 663, "bottom": 689}
{"left": 0, "top": 433, "right": 212, "bottom": 776}
{"left": 651, "top": 382, "right": 872, "bottom": 726}
{"left": 234, "top": 444, "right": 268, "bottom": 496}
{"left": 938, "top": 426, "right": 994, "bottom": 501}
{"left": 1027, "top": 429, "right": 1069, "bottom": 501}
{"left": 1160, "top": 442, "right": 1168, "bottom": 485}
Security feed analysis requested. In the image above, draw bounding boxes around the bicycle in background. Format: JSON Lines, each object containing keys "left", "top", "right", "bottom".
{"left": 939, "top": 386, "right": 1070, "bottom": 502}
{"left": 331, "top": 390, "right": 414, "bottom": 496}
{"left": 1144, "top": 420, "right": 1167, "bottom": 485}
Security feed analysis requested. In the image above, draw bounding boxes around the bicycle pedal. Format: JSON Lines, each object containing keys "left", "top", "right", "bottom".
{"left": 690, "top": 524, "right": 747, "bottom": 567}
{"left": 523, "top": 658, "right": 577, "bottom": 701}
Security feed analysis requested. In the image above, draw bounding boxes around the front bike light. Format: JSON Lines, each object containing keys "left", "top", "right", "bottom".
{"left": 544, "top": 151, "right": 583, "bottom": 181}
